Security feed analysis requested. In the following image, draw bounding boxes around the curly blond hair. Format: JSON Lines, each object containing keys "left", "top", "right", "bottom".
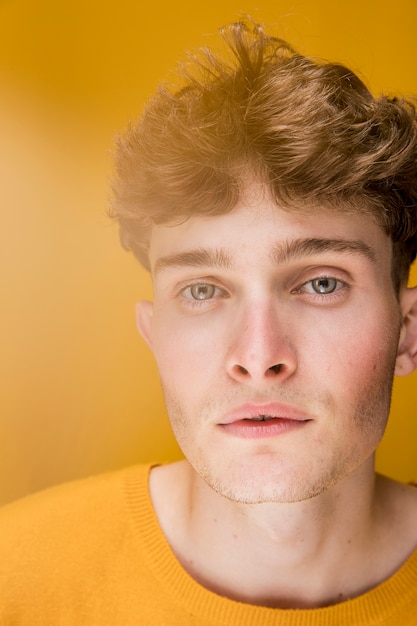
{"left": 111, "top": 20, "right": 417, "bottom": 290}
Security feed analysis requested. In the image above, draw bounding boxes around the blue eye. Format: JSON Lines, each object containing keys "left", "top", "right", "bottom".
{"left": 187, "top": 283, "right": 217, "bottom": 300}
{"left": 310, "top": 277, "right": 338, "bottom": 294}
{"left": 292, "top": 276, "right": 347, "bottom": 298}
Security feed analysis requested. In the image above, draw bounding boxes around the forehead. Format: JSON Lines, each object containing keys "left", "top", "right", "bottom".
{"left": 148, "top": 194, "right": 391, "bottom": 274}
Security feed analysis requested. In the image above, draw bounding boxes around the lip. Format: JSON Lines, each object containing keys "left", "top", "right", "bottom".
{"left": 218, "top": 402, "right": 312, "bottom": 439}
{"left": 219, "top": 402, "right": 312, "bottom": 425}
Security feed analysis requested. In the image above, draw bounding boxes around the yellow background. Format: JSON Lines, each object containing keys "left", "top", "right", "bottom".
{"left": 1, "top": 0, "right": 417, "bottom": 506}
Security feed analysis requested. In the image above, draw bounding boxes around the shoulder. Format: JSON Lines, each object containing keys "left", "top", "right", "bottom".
{"left": 0, "top": 465, "right": 177, "bottom": 623}
{"left": 0, "top": 464, "right": 152, "bottom": 570}
{"left": 0, "top": 466, "right": 129, "bottom": 525}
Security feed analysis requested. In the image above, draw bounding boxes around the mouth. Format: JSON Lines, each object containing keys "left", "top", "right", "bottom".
{"left": 244, "top": 415, "right": 277, "bottom": 421}
{"left": 218, "top": 402, "right": 312, "bottom": 439}
{"left": 219, "top": 402, "right": 311, "bottom": 424}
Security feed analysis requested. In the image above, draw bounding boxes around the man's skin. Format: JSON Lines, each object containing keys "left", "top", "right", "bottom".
{"left": 136, "top": 184, "right": 417, "bottom": 609}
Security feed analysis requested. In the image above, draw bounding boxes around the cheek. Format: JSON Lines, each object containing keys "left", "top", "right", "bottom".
{"left": 303, "top": 307, "right": 400, "bottom": 402}
{"left": 348, "top": 322, "right": 399, "bottom": 377}
{"left": 322, "top": 317, "right": 399, "bottom": 421}
{"left": 151, "top": 315, "right": 224, "bottom": 391}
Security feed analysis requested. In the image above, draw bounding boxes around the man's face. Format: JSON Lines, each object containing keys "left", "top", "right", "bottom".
{"left": 139, "top": 190, "right": 406, "bottom": 504}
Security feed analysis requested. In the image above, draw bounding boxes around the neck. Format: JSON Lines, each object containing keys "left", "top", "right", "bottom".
{"left": 182, "top": 459, "right": 383, "bottom": 608}
{"left": 150, "top": 458, "right": 417, "bottom": 609}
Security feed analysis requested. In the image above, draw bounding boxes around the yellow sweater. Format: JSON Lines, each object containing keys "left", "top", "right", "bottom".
{"left": 1, "top": 464, "right": 417, "bottom": 625}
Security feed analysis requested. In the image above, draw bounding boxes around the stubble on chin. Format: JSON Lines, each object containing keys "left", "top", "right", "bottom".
{"left": 159, "top": 338, "right": 398, "bottom": 506}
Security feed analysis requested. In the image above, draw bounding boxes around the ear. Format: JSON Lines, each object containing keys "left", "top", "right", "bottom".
{"left": 135, "top": 301, "right": 154, "bottom": 351}
{"left": 395, "top": 286, "right": 417, "bottom": 376}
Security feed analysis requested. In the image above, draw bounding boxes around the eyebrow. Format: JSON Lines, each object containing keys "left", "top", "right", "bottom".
{"left": 153, "top": 238, "right": 376, "bottom": 274}
{"left": 270, "top": 238, "right": 376, "bottom": 265}
{"left": 154, "top": 248, "right": 232, "bottom": 274}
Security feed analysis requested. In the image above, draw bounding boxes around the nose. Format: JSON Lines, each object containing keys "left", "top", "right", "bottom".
{"left": 226, "top": 300, "right": 297, "bottom": 384}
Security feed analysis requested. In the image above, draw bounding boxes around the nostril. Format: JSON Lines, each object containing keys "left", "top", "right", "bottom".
{"left": 234, "top": 364, "right": 249, "bottom": 376}
{"left": 267, "top": 364, "right": 282, "bottom": 375}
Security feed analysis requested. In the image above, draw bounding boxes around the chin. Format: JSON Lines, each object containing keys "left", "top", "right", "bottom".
{"left": 196, "top": 460, "right": 342, "bottom": 505}
{"left": 193, "top": 444, "right": 375, "bottom": 505}
{"left": 210, "top": 480, "right": 331, "bottom": 505}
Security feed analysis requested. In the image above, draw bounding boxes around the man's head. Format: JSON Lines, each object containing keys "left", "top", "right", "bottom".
{"left": 110, "top": 20, "right": 417, "bottom": 504}
{"left": 111, "top": 19, "right": 417, "bottom": 292}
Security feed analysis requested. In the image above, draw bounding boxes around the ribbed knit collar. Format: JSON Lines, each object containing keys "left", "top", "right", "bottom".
{"left": 124, "top": 464, "right": 417, "bottom": 626}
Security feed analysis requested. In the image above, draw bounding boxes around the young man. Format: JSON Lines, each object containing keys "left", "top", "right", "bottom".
{"left": 1, "top": 20, "right": 417, "bottom": 625}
